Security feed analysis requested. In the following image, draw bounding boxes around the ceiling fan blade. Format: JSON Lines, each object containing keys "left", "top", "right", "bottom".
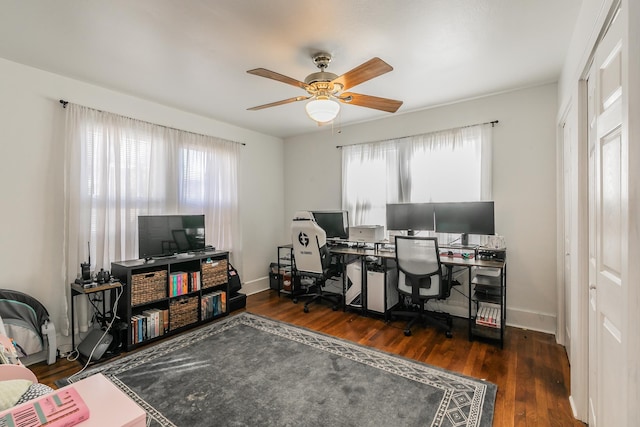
{"left": 332, "top": 58, "right": 393, "bottom": 91}
{"left": 247, "top": 96, "right": 310, "bottom": 111}
{"left": 247, "top": 68, "right": 310, "bottom": 90}
{"left": 339, "top": 92, "right": 403, "bottom": 113}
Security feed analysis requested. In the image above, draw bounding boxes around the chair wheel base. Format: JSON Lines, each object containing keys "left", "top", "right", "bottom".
{"left": 303, "top": 306, "right": 310, "bottom": 313}
{"left": 445, "top": 331, "right": 453, "bottom": 338}
{"left": 404, "top": 330, "right": 412, "bottom": 337}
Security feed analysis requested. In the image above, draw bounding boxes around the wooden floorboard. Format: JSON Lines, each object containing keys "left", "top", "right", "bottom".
{"left": 30, "top": 290, "right": 585, "bottom": 426}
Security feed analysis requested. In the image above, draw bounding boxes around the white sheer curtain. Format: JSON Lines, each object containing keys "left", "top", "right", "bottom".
{"left": 62, "top": 104, "right": 241, "bottom": 336}
{"left": 341, "top": 141, "right": 398, "bottom": 226}
{"left": 341, "top": 123, "right": 492, "bottom": 227}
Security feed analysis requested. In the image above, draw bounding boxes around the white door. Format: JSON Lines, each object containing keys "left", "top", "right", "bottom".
{"left": 588, "top": 7, "right": 626, "bottom": 426}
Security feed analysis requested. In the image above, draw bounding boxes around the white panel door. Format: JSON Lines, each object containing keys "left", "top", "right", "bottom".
{"left": 588, "top": 8, "right": 626, "bottom": 427}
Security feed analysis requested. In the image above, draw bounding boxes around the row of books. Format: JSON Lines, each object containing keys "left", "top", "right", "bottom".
{"left": 202, "top": 291, "right": 226, "bottom": 321}
{"left": 131, "top": 308, "right": 169, "bottom": 344}
{"left": 169, "top": 271, "right": 201, "bottom": 297}
{"left": 476, "top": 303, "right": 501, "bottom": 328}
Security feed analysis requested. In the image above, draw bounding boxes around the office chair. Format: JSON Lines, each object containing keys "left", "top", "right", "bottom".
{"left": 290, "top": 211, "right": 341, "bottom": 313}
{"left": 390, "top": 236, "right": 453, "bottom": 338}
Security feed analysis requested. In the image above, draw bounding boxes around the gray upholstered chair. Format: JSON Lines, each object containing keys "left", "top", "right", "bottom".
{"left": 390, "top": 236, "right": 453, "bottom": 338}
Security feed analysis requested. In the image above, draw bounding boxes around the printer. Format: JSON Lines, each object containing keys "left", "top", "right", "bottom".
{"left": 348, "top": 225, "right": 385, "bottom": 243}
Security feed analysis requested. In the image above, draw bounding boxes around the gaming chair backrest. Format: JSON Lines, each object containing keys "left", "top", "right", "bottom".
{"left": 291, "top": 211, "right": 328, "bottom": 276}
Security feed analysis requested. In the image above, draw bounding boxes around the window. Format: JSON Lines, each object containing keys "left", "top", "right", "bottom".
{"left": 341, "top": 124, "right": 492, "bottom": 227}
{"left": 64, "top": 103, "right": 240, "bottom": 283}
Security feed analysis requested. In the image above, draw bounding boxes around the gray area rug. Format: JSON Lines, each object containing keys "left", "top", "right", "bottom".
{"left": 64, "top": 312, "right": 496, "bottom": 426}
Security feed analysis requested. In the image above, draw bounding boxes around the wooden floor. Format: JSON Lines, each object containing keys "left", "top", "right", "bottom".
{"left": 31, "top": 290, "right": 585, "bottom": 427}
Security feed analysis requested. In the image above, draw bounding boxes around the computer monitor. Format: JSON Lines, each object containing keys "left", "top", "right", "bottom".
{"left": 311, "top": 210, "right": 349, "bottom": 240}
{"left": 386, "top": 203, "right": 435, "bottom": 235}
{"left": 434, "top": 201, "right": 495, "bottom": 246}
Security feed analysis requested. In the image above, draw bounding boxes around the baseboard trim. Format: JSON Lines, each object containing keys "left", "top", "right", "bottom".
{"left": 240, "top": 277, "right": 557, "bottom": 335}
{"left": 505, "top": 307, "right": 556, "bottom": 335}
{"left": 241, "top": 276, "right": 270, "bottom": 296}
{"left": 569, "top": 395, "right": 578, "bottom": 419}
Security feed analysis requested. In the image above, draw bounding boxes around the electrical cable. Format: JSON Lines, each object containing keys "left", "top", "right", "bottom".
{"left": 66, "top": 285, "right": 123, "bottom": 381}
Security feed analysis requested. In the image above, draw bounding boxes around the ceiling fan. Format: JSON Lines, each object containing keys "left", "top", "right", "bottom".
{"left": 246, "top": 53, "right": 403, "bottom": 124}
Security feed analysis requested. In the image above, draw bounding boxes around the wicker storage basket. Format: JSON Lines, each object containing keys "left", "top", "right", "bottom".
{"left": 169, "top": 296, "right": 199, "bottom": 330}
{"left": 201, "top": 258, "right": 228, "bottom": 289}
{"left": 131, "top": 270, "right": 167, "bottom": 306}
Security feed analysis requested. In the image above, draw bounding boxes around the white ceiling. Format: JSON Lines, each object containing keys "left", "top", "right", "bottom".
{"left": 0, "top": 0, "right": 582, "bottom": 139}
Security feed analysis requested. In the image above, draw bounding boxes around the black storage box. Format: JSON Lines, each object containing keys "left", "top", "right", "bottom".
{"left": 269, "top": 272, "right": 281, "bottom": 290}
{"left": 229, "top": 292, "right": 247, "bottom": 312}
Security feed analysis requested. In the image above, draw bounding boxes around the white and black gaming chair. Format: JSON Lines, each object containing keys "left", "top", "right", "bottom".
{"left": 291, "top": 211, "right": 341, "bottom": 313}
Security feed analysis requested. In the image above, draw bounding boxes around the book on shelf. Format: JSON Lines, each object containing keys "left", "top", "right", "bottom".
{"left": 131, "top": 308, "right": 168, "bottom": 344}
{"left": 0, "top": 385, "right": 89, "bottom": 427}
{"left": 170, "top": 271, "right": 190, "bottom": 297}
{"left": 190, "top": 271, "right": 201, "bottom": 292}
{"left": 476, "top": 302, "right": 501, "bottom": 328}
{"left": 201, "top": 291, "right": 227, "bottom": 320}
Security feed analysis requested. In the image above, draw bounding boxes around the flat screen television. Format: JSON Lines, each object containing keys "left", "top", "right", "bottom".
{"left": 434, "top": 201, "right": 495, "bottom": 245}
{"left": 386, "top": 203, "right": 435, "bottom": 235}
{"left": 138, "top": 214, "right": 205, "bottom": 259}
{"left": 311, "top": 210, "right": 349, "bottom": 240}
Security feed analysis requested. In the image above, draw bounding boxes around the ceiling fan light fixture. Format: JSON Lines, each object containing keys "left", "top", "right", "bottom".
{"left": 305, "top": 97, "right": 340, "bottom": 123}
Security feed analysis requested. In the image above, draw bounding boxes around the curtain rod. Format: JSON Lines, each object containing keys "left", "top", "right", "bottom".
{"left": 59, "top": 99, "right": 246, "bottom": 146}
{"left": 335, "top": 120, "right": 498, "bottom": 149}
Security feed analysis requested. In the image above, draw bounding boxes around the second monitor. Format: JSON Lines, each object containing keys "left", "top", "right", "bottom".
{"left": 386, "top": 203, "right": 435, "bottom": 236}
{"left": 434, "top": 201, "right": 495, "bottom": 246}
{"left": 311, "top": 210, "right": 349, "bottom": 241}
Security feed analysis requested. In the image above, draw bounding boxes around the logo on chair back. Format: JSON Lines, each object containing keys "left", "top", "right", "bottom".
{"left": 298, "top": 232, "right": 310, "bottom": 247}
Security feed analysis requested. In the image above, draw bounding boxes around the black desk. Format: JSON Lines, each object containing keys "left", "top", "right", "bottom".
{"left": 70, "top": 281, "right": 123, "bottom": 351}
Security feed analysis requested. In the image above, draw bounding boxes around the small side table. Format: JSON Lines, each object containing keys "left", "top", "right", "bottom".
{"left": 70, "top": 282, "right": 122, "bottom": 351}
{"left": 70, "top": 373, "right": 147, "bottom": 426}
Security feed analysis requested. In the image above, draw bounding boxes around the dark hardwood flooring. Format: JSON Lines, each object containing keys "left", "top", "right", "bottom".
{"left": 30, "top": 290, "right": 585, "bottom": 427}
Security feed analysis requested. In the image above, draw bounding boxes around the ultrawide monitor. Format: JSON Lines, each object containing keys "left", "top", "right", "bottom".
{"left": 434, "top": 201, "right": 495, "bottom": 236}
{"left": 311, "top": 210, "right": 349, "bottom": 240}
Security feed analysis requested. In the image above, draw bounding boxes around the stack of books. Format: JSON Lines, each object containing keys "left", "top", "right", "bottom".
{"left": 169, "top": 270, "right": 201, "bottom": 297}
{"left": 476, "top": 303, "right": 501, "bottom": 328}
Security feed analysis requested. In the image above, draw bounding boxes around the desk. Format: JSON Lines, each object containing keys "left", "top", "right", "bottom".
{"left": 328, "top": 245, "right": 507, "bottom": 347}
{"left": 70, "top": 282, "right": 123, "bottom": 351}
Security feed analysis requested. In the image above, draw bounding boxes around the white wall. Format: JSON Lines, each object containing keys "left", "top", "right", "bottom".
{"left": 283, "top": 84, "right": 559, "bottom": 333}
{"left": 0, "top": 58, "right": 284, "bottom": 348}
